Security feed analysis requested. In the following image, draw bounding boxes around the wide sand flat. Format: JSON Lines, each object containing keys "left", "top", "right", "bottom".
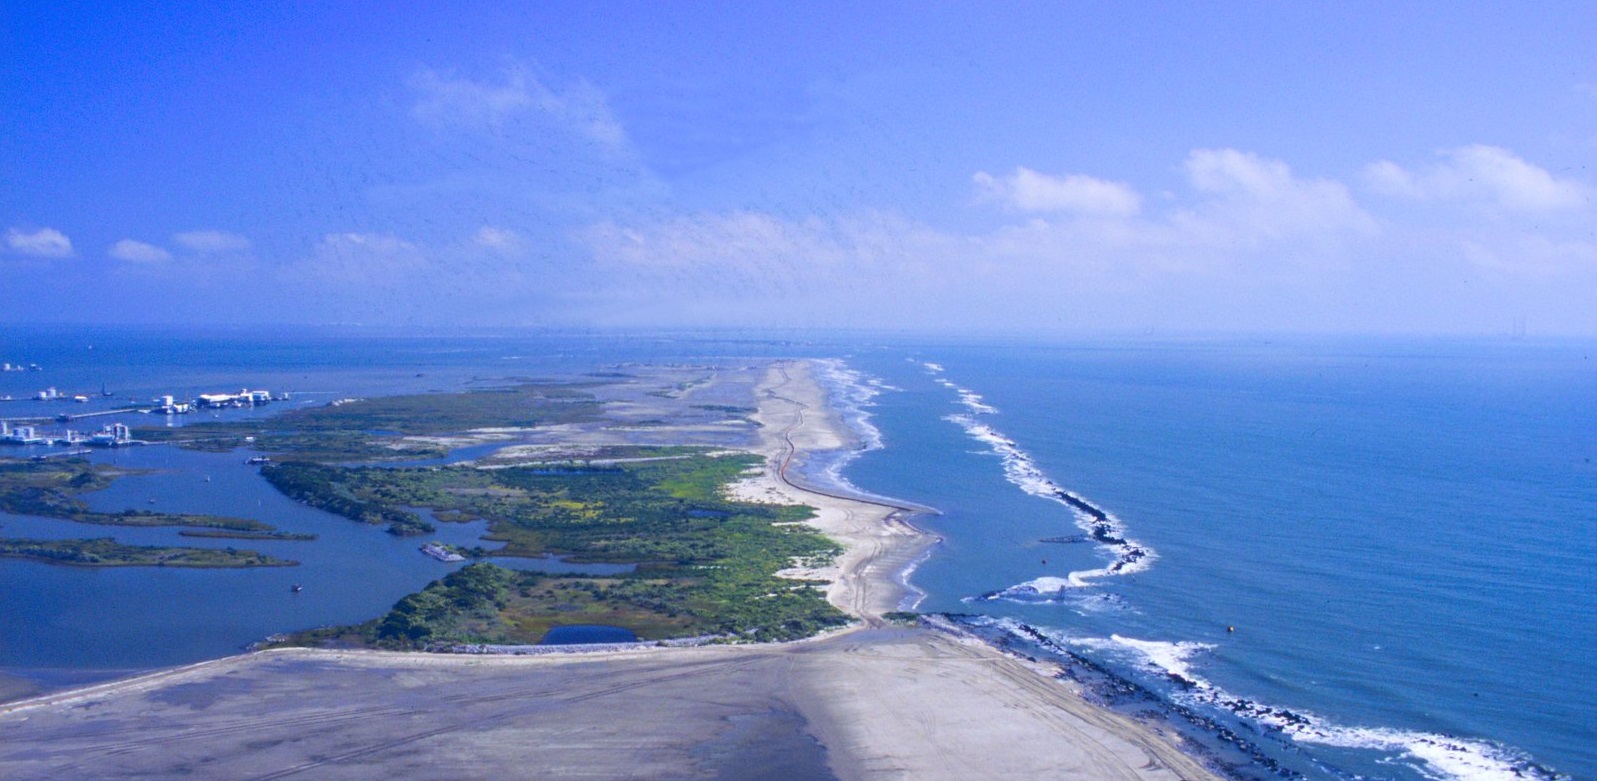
{"left": 0, "top": 361, "right": 1219, "bottom": 781}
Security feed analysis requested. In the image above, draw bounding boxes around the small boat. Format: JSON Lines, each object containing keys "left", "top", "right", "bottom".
{"left": 290, "top": 584, "right": 303, "bottom": 594}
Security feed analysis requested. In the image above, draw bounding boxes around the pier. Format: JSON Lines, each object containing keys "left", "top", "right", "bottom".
{"left": 0, "top": 407, "right": 141, "bottom": 425}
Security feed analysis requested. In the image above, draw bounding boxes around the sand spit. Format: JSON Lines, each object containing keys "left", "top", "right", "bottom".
{"left": 728, "top": 360, "right": 931, "bottom": 620}
{"left": 0, "top": 360, "right": 1219, "bottom": 781}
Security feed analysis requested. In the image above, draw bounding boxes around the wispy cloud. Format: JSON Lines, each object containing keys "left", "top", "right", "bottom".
{"left": 973, "top": 167, "right": 1142, "bottom": 217}
{"left": 584, "top": 210, "right": 951, "bottom": 287}
{"left": 1173, "top": 148, "right": 1376, "bottom": 246}
{"left": 108, "top": 239, "right": 172, "bottom": 263}
{"left": 577, "top": 145, "right": 1594, "bottom": 331}
{"left": 971, "top": 150, "right": 1374, "bottom": 253}
{"left": 5, "top": 227, "right": 73, "bottom": 258}
{"left": 1364, "top": 145, "right": 1590, "bottom": 212}
{"left": 408, "top": 64, "right": 628, "bottom": 151}
{"left": 247, "top": 228, "right": 564, "bottom": 325}
{"left": 586, "top": 148, "right": 1383, "bottom": 298}
{"left": 472, "top": 226, "right": 522, "bottom": 253}
{"left": 579, "top": 210, "right": 956, "bottom": 325}
{"left": 173, "top": 230, "right": 251, "bottom": 253}
{"left": 304, "top": 232, "right": 426, "bottom": 283}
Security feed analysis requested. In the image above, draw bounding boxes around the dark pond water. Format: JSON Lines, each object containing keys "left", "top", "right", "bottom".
{"left": 539, "top": 625, "right": 639, "bottom": 645}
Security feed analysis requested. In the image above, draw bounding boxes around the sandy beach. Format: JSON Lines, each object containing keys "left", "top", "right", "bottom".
{"left": 0, "top": 360, "right": 1219, "bottom": 781}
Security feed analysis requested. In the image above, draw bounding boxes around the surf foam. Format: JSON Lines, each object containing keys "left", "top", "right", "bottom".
{"left": 808, "top": 359, "right": 928, "bottom": 514}
{"left": 1015, "top": 622, "right": 1565, "bottom": 781}
{"left": 921, "top": 362, "right": 1154, "bottom": 592}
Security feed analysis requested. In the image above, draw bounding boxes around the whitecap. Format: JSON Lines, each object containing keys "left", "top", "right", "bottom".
{"left": 1022, "top": 625, "right": 1563, "bottom": 781}
{"left": 809, "top": 360, "right": 935, "bottom": 515}
{"left": 938, "top": 406, "right": 1155, "bottom": 587}
{"left": 1105, "top": 634, "right": 1215, "bottom": 688}
{"left": 812, "top": 359, "right": 884, "bottom": 454}
{"left": 955, "top": 388, "right": 999, "bottom": 415}
{"left": 989, "top": 576, "right": 1078, "bottom": 599}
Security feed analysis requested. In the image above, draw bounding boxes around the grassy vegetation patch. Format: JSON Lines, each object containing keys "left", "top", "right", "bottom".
{"left": 274, "top": 453, "right": 849, "bottom": 649}
{"left": 261, "top": 462, "right": 435, "bottom": 536}
{"left": 135, "top": 382, "right": 606, "bottom": 462}
{"left": 0, "top": 537, "right": 296, "bottom": 568}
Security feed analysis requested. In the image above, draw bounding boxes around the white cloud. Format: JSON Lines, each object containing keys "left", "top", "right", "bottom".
{"left": 316, "top": 232, "right": 419, "bottom": 256}
{"left": 1364, "top": 145, "right": 1589, "bottom": 212}
{"left": 409, "top": 65, "right": 627, "bottom": 150}
{"left": 1459, "top": 235, "right": 1597, "bottom": 275}
{"left": 973, "top": 167, "right": 1142, "bottom": 216}
{"left": 173, "top": 230, "right": 251, "bottom": 253}
{"left": 577, "top": 210, "right": 964, "bottom": 327}
{"left": 410, "top": 67, "right": 532, "bottom": 128}
{"left": 582, "top": 210, "right": 954, "bottom": 296}
{"left": 6, "top": 227, "right": 73, "bottom": 258}
{"left": 585, "top": 212, "right": 831, "bottom": 292}
{"left": 1176, "top": 148, "right": 1376, "bottom": 243}
{"left": 1362, "top": 160, "right": 1418, "bottom": 196}
{"left": 108, "top": 239, "right": 171, "bottom": 263}
{"left": 575, "top": 148, "right": 1412, "bottom": 329}
{"left": 473, "top": 226, "right": 521, "bottom": 252}
{"left": 305, "top": 233, "right": 426, "bottom": 283}
{"left": 585, "top": 149, "right": 1380, "bottom": 296}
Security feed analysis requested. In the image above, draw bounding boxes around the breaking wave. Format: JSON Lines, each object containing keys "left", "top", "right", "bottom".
{"left": 814, "top": 358, "right": 884, "bottom": 454}
{"left": 922, "top": 361, "right": 1154, "bottom": 592}
{"left": 811, "top": 359, "right": 927, "bottom": 515}
{"left": 1006, "top": 620, "right": 1566, "bottom": 781}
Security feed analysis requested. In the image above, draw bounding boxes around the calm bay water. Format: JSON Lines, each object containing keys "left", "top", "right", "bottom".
{"left": 0, "top": 327, "right": 809, "bottom": 689}
{"left": 2, "top": 327, "right": 1592, "bottom": 781}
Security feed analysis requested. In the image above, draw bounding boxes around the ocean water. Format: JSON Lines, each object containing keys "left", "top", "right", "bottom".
{"left": 827, "top": 339, "right": 1596, "bottom": 781}
{"left": 2, "top": 327, "right": 1592, "bottom": 781}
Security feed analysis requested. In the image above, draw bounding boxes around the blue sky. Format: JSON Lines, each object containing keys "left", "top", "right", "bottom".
{"left": 3, "top": 2, "right": 1595, "bottom": 334}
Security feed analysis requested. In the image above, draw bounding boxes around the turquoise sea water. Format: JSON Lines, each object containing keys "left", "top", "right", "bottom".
{"left": 1, "top": 328, "right": 1591, "bottom": 781}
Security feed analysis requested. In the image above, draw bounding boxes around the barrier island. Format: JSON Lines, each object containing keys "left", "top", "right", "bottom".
{"left": 0, "top": 361, "right": 1222, "bottom": 781}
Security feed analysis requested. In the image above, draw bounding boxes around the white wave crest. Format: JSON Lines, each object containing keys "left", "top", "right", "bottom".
{"left": 956, "top": 388, "right": 998, "bottom": 415}
{"left": 992, "top": 576, "right": 1080, "bottom": 598}
{"left": 1105, "top": 634, "right": 1215, "bottom": 687}
{"left": 940, "top": 409, "right": 1154, "bottom": 589}
{"left": 1023, "top": 626, "right": 1562, "bottom": 781}
{"left": 867, "top": 377, "right": 903, "bottom": 392}
{"left": 813, "top": 359, "right": 884, "bottom": 454}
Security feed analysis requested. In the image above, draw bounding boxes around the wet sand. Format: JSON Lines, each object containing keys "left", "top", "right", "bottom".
{"left": 0, "top": 360, "right": 1219, "bottom": 781}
